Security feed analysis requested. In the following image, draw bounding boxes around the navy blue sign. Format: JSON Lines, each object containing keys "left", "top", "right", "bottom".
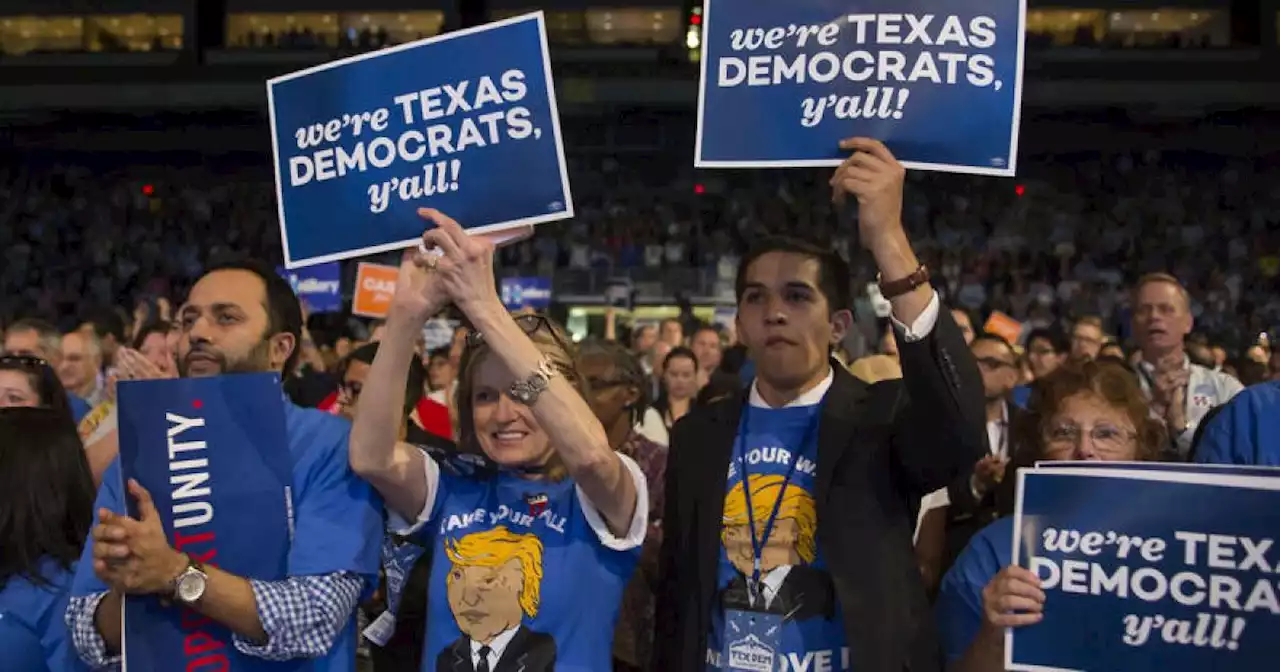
{"left": 1010, "top": 468, "right": 1280, "bottom": 671}
{"left": 695, "top": 0, "right": 1024, "bottom": 175}
{"left": 500, "top": 276, "right": 552, "bottom": 310}
{"left": 117, "top": 374, "right": 298, "bottom": 672}
{"left": 278, "top": 262, "right": 343, "bottom": 313}
{"left": 1035, "top": 461, "right": 1280, "bottom": 478}
{"left": 268, "top": 13, "right": 573, "bottom": 268}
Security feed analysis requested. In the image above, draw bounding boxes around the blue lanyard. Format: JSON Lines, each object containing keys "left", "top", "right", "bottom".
{"left": 734, "top": 405, "right": 819, "bottom": 607}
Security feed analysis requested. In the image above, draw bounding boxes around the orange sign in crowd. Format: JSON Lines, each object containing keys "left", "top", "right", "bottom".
{"left": 352, "top": 263, "right": 398, "bottom": 318}
{"left": 983, "top": 310, "right": 1025, "bottom": 345}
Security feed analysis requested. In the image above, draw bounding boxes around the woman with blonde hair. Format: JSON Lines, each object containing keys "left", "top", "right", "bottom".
{"left": 349, "top": 210, "right": 647, "bottom": 672}
{"left": 935, "top": 359, "right": 1165, "bottom": 671}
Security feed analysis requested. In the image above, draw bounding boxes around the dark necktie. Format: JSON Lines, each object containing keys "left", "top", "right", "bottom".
{"left": 476, "top": 645, "right": 492, "bottom": 672}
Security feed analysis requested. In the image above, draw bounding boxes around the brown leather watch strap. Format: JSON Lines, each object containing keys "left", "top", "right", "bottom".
{"left": 878, "top": 265, "right": 930, "bottom": 299}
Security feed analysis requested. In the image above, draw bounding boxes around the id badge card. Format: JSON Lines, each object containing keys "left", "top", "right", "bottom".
{"left": 721, "top": 609, "right": 784, "bottom": 672}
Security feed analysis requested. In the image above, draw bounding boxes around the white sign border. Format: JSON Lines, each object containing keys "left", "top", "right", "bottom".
{"left": 268, "top": 11, "right": 575, "bottom": 270}
{"left": 1006, "top": 467, "right": 1280, "bottom": 672}
{"left": 692, "top": 0, "right": 1027, "bottom": 177}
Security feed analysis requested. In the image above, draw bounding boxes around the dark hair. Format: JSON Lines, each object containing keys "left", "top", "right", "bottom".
{"left": 1230, "top": 358, "right": 1268, "bottom": 387}
{"left": 340, "top": 341, "right": 426, "bottom": 417}
{"left": 735, "top": 236, "right": 852, "bottom": 314}
{"left": 973, "top": 332, "right": 1017, "bottom": 359}
{"left": 696, "top": 371, "right": 743, "bottom": 407}
{"left": 132, "top": 320, "right": 173, "bottom": 351}
{"left": 202, "top": 260, "right": 304, "bottom": 377}
{"left": 662, "top": 346, "right": 698, "bottom": 374}
{"left": 577, "top": 338, "right": 650, "bottom": 425}
{"left": 0, "top": 356, "right": 75, "bottom": 424}
{"left": 81, "top": 307, "right": 128, "bottom": 345}
{"left": 654, "top": 346, "right": 699, "bottom": 419}
{"left": 0, "top": 407, "right": 95, "bottom": 589}
{"left": 1025, "top": 327, "right": 1069, "bottom": 354}
{"left": 427, "top": 346, "right": 452, "bottom": 362}
{"left": 691, "top": 324, "right": 720, "bottom": 340}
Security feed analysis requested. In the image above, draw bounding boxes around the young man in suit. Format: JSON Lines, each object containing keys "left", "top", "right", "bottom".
{"left": 655, "top": 138, "right": 986, "bottom": 672}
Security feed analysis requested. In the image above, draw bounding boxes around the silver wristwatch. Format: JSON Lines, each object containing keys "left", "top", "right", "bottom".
{"left": 170, "top": 557, "right": 209, "bottom": 605}
{"left": 508, "top": 358, "right": 557, "bottom": 405}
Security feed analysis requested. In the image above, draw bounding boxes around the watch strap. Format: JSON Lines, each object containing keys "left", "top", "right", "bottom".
{"left": 878, "top": 265, "right": 930, "bottom": 299}
{"left": 168, "top": 555, "right": 207, "bottom": 602}
{"left": 509, "top": 357, "right": 557, "bottom": 405}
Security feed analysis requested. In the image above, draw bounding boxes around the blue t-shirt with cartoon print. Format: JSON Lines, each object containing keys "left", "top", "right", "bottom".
{"left": 397, "top": 455, "right": 647, "bottom": 672}
{"left": 706, "top": 402, "right": 850, "bottom": 672}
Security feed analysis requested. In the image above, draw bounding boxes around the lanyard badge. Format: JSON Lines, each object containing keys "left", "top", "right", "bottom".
{"left": 733, "top": 408, "right": 818, "bottom": 609}
{"left": 719, "top": 407, "right": 819, "bottom": 671}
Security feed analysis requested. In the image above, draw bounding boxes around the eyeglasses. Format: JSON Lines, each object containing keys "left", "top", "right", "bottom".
{"left": 1043, "top": 422, "right": 1137, "bottom": 455}
{"left": 0, "top": 354, "right": 49, "bottom": 370}
{"left": 465, "top": 314, "right": 557, "bottom": 350}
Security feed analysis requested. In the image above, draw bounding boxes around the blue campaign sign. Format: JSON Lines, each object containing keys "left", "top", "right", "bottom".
{"left": 1009, "top": 468, "right": 1280, "bottom": 672}
{"left": 278, "top": 261, "right": 343, "bottom": 313}
{"left": 695, "top": 0, "right": 1025, "bottom": 175}
{"left": 1034, "top": 461, "right": 1280, "bottom": 478}
{"left": 268, "top": 12, "right": 573, "bottom": 269}
{"left": 117, "top": 373, "right": 299, "bottom": 672}
{"left": 500, "top": 276, "right": 552, "bottom": 310}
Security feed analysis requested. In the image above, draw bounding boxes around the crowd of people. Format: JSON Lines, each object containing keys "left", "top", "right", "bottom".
{"left": 4, "top": 133, "right": 1279, "bottom": 357}
{"left": 2, "top": 121, "right": 1280, "bottom": 672}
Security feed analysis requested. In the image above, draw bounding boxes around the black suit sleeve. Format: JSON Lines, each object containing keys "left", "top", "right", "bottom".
{"left": 889, "top": 304, "right": 987, "bottom": 501}
{"left": 945, "top": 463, "right": 984, "bottom": 519}
{"left": 652, "top": 417, "right": 687, "bottom": 672}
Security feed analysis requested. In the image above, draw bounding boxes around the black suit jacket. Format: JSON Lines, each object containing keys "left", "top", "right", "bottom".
{"left": 434, "top": 625, "right": 557, "bottom": 672}
{"left": 941, "top": 402, "right": 1031, "bottom": 576}
{"left": 654, "top": 310, "right": 986, "bottom": 672}
{"left": 718, "top": 564, "right": 837, "bottom": 622}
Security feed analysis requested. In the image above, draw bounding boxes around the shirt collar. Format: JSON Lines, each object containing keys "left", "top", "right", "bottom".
{"left": 1138, "top": 354, "right": 1190, "bottom": 375}
{"left": 989, "top": 401, "right": 1008, "bottom": 426}
{"left": 471, "top": 624, "right": 520, "bottom": 662}
{"left": 748, "top": 367, "right": 834, "bottom": 409}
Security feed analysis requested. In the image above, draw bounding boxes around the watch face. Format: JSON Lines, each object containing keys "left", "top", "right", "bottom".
{"left": 177, "top": 572, "right": 206, "bottom": 603}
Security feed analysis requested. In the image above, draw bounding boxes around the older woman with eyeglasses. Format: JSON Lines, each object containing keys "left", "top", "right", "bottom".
{"left": 349, "top": 210, "right": 647, "bottom": 672}
{"left": 935, "top": 359, "right": 1165, "bottom": 672}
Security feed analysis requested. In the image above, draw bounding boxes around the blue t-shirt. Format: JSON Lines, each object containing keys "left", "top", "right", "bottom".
{"left": 0, "top": 559, "right": 89, "bottom": 672}
{"left": 706, "top": 403, "right": 849, "bottom": 671}
{"left": 408, "top": 460, "right": 644, "bottom": 672}
{"left": 71, "top": 402, "right": 384, "bottom": 671}
{"left": 68, "top": 394, "right": 91, "bottom": 423}
{"left": 1010, "top": 385, "right": 1032, "bottom": 410}
{"left": 1195, "top": 381, "right": 1280, "bottom": 466}
{"left": 935, "top": 515, "right": 1014, "bottom": 662}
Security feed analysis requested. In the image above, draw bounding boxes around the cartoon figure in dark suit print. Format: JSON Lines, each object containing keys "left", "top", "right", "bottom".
{"left": 718, "top": 474, "right": 836, "bottom": 621}
{"left": 436, "top": 526, "right": 557, "bottom": 672}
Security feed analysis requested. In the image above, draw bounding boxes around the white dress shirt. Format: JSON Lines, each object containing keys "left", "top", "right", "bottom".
{"left": 1136, "top": 356, "right": 1244, "bottom": 456}
{"left": 471, "top": 625, "right": 520, "bottom": 670}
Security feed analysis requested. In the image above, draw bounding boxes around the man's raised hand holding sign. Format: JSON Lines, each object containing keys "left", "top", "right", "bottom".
{"left": 829, "top": 137, "right": 931, "bottom": 327}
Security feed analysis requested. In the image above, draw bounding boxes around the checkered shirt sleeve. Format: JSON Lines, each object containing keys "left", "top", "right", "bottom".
{"left": 67, "top": 592, "right": 120, "bottom": 670}
{"left": 65, "top": 572, "right": 364, "bottom": 669}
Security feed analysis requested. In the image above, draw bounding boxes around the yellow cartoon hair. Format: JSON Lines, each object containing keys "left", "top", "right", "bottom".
{"left": 722, "top": 473, "right": 817, "bottom": 564}
{"left": 444, "top": 526, "right": 545, "bottom": 617}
